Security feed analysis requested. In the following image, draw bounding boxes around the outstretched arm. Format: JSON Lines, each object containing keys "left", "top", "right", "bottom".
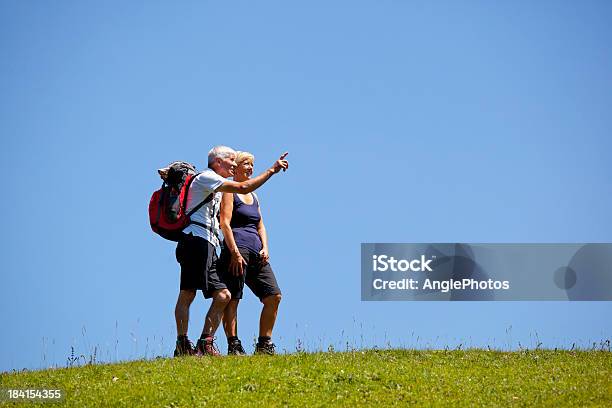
{"left": 217, "top": 152, "right": 289, "bottom": 194}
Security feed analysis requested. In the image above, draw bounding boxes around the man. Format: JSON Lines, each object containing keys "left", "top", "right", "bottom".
{"left": 174, "top": 146, "right": 289, "bottom": 356}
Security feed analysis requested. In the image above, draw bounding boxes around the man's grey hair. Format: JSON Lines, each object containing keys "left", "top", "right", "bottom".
{"left": 208, "top": 145, "right": 237, "bottom": 167}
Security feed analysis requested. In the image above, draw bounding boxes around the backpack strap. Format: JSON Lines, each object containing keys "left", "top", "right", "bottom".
{"left": 186, "top": 193, "right": 214, "bottom": 218}
{"left": 187, "top": 194, "right": 215, "bottom": 230}
{"left": 181, "top": 171, "right": 214, "bottom": 219}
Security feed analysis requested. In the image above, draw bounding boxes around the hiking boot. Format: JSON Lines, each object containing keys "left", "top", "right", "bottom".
{"left": 173, "top": 337, "right": 195, "bottom": 357}
{"left": 254, "top": 341, "right": 276, "bottom": 355}
{"left": 195, "top": 337, "right": 221, "bottom": 356}
{"left": 227, "top": 338, "right": 246, "bottom": 356}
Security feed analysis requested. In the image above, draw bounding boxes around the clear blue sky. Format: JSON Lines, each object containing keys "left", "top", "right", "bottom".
{"left": 1, "top": 1, "right": 611, "bottom": 372}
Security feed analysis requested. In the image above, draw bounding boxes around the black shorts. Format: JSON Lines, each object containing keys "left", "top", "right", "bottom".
{"left": 218, "top": 247, "right": 281, "bottom": 300}
{"left": 175, "top": 233, "right": 226, "bottom": 298}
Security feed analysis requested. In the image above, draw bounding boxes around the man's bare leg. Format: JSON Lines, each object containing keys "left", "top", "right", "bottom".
{"left": 201, "top": 289, "right": 232, "bottom": 339}
{"left": 174, "top": 289, "right": 197, "bottom": 356}
{"left": 195, "top": 289, "right": 231, "bottom": 356}
{"left": 175, "top": 289, "right": 196, "bottom": 336}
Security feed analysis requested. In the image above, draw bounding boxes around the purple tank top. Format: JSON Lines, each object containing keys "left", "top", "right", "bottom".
{"left": 227, "top": 193, "right": 263, "bottom": 253}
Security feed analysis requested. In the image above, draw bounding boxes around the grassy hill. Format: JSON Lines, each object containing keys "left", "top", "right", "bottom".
{"left": 1, "top": 349, "right": 611, "bottom": 407}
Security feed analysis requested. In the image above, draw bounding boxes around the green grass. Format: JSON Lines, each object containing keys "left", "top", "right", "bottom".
{"left": 1, "top": 350, "right": 611, "bottom": 407}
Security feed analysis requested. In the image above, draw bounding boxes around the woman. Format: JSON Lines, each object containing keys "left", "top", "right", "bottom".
{"left": 219, "top": 151, "right": 283, "bottom": 355}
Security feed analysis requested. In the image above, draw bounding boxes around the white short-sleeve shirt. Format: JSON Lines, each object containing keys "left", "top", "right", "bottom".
{"left": 182, "top": 168, "right": 226, "bottom": 246}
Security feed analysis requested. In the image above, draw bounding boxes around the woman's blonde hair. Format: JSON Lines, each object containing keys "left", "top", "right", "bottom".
{"left": 235, "top": 151, "right": 255, "bottom": 165}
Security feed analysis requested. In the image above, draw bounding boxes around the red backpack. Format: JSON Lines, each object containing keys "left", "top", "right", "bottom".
{"left": 148, "top": 161, "right": 213, "bottom": 241}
